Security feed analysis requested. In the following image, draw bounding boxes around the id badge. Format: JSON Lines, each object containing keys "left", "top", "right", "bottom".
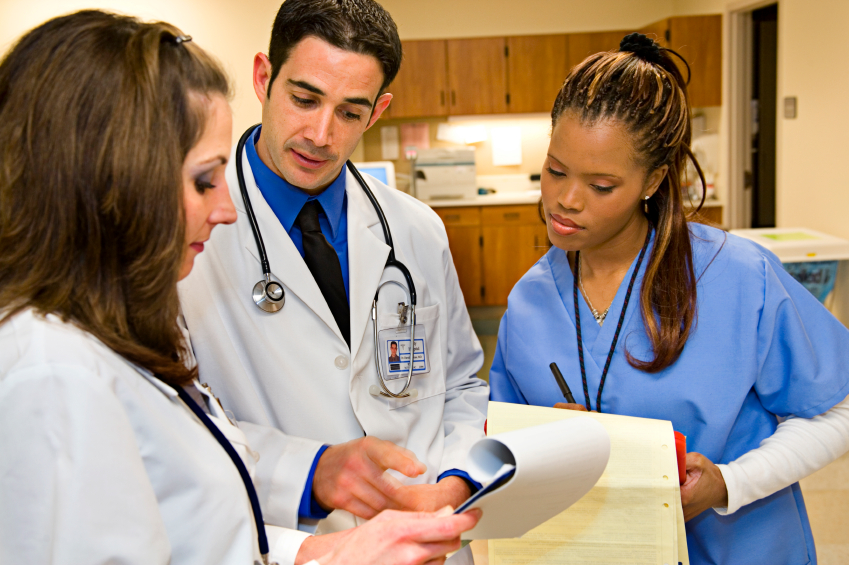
{"left": 377, "top": 324, "right": 429, "bottom": 380}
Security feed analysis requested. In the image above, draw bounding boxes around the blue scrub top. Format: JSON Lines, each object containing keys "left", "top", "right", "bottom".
{"left": 490, "top": 222, "right": 849, "bottom": 565}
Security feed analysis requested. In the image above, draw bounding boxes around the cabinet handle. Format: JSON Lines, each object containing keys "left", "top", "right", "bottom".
{"left": 451, "top": 90, "right": 456, "bottom": 106}
{"left": 445, "top": 214, "right": 460, "bottom": 221}
{"left": 503, "top": 212, "right": 520, "bottom": 220}
{"left": 440, "top": 91, "right": 445, "bottom": 106}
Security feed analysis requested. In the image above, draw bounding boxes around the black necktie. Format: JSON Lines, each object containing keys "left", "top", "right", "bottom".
{"left": 296, "top": 200, "right": 350, "bottom": 348}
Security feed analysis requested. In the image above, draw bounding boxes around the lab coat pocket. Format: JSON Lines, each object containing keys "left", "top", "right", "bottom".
{"left": 378, "top": 303, "right": 445, "bottom": 410}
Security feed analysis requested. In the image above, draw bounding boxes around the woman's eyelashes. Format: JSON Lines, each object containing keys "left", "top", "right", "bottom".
{"left": 591, "top": 184, "right": 615, "bottom": 193}
{"left": 546, "top": 166, "right": 566, "bottom": 178}
{"left": 547, "top": 166, "right": 616, "bottom": 193}
{"left": 194, "top": 173, "right": 215, "bottom": 193}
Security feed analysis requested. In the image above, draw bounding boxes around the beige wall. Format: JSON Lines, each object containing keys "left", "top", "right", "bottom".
{"left": 0, "top": 0, "right": 284, "bottom": 140}
{"left": 380, "top": 0, "right": 673, "bottom": 39}
{"left": 775, "top": 0, "right": 849, "bottom": 239}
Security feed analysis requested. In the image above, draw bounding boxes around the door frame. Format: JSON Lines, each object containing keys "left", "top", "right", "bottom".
{"left": 725, "top": 0, "right": 780, "bottom": 229}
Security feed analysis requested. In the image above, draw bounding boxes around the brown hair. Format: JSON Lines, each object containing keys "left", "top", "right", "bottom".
{"left": 551, "top": 34, "right": 705, "bottom": 373}
{"left": 0, "top": 10, "right": 230, "bottom": 386}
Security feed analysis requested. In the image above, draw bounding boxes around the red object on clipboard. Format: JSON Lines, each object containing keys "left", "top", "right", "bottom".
{"left": 674, "top": 431, "right": 687, "bottom": 485}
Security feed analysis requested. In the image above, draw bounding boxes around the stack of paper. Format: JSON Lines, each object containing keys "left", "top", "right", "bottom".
{"left": 486, "top": 402, "right": 689, "bottom": 565}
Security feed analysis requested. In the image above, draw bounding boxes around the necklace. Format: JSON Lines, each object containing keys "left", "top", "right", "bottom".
{"left": 573, "top": 227, "right": 652, "bottom": 413}
{"left": 578, "top": 256, "right": 610, "bottom": 326}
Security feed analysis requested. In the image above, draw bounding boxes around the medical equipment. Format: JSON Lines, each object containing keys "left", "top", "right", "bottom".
{"left": 235, "top": 125, "right": 418, "bottom": 398}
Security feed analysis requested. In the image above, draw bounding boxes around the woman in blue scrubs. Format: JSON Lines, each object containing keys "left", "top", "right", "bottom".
{"left": 490, "top": 33, "right": 849, "bottom": 565}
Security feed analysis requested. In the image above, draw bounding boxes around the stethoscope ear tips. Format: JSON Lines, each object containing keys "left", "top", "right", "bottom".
{"left": 252, "top": 279, "right": 285, "bottom": 313}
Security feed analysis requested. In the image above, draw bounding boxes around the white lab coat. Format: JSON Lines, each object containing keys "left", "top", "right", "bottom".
{"left": 179, "top": 144, "right": 489, "bottom": 535}
{"left": 0, "top": 309, "right": 309, "bottom": 565}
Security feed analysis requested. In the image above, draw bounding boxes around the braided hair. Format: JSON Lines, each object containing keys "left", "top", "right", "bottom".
{"left": 551, "top": 33, "right": 706, "bottom": 373}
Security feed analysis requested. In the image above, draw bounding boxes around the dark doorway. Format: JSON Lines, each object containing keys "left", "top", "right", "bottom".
{"left": 751, "top": 4, "right": 778, "bottom": 227}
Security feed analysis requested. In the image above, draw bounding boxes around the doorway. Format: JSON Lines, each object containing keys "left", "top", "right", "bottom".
{"left": 727, "top": 1, "right": 779, "bottom": 230}
{"left": 750, "top": 4, "right": 778, "bottom": 227}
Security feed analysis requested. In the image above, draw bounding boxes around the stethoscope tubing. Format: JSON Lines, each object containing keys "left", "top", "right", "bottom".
{"left": 235, "top": 124, "right": 419, "bottom": 398}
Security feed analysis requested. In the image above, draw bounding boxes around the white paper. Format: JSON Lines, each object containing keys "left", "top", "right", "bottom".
{"left": 457, "top": 416, "right": 610, "bottom": 540}
{"left": 462, "top": 125, "right": 488, "bottom": 144}
{"left": 436, "top": 123, "right": 465, "bottom": 144}
{"left": 490, "top": 126, "right": 522, "bottom": 166}
{"left": 380, "top": 126, "right": 399, "bottom": 160}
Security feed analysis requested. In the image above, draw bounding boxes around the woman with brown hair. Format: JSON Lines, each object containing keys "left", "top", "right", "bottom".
{"left": 0, "top": 10, "right": 478, "bottom": 565}
{"left": 490, "top": 33, "right": 849, "bottom": 564}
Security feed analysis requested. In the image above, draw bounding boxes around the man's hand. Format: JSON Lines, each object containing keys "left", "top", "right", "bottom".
{"left": 392, "top": 476, "right": 472, "bottom": 513}
{"left": 313, "top": 436, "right": 426, "bottom": 519}
{"left": 315, "top": 507, "right": 482, "bottom": 565}
{"left": 680, "top": 452, "right": 728, "bottom": 521}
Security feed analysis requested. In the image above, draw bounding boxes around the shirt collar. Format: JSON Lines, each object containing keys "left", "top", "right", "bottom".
{"left": 245, "top": 126, "right": 347, "bottom": 239}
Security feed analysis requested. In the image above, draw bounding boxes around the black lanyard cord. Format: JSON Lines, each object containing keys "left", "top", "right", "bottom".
{"left": 573, "top": 227, "right": 652, "bottom": 413}
{"left": 175, "top": 387, "right": 269, "bottom": 558}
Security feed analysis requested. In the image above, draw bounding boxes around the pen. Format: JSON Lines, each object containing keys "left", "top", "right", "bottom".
{"left": 549, "top": 362, "right": 577, "bottom": 404}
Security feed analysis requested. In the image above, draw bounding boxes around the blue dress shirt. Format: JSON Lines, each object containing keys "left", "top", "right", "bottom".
{"left": 246, "top": 128, "right": 478, "bottom": 520}
{"left": 246, "top": 127, "right": 349, "bottom": 300}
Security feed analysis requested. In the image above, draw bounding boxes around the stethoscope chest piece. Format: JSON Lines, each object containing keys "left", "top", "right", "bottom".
{"left": 253, "top": 277, "right": 285, "bottom": 313}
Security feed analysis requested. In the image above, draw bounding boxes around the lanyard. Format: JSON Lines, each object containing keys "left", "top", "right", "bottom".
{"left": 175, "top": 386, "right": 270, "bottom": 561}
{"left": 572, "top": 227, "right": 652, "bottom": 413}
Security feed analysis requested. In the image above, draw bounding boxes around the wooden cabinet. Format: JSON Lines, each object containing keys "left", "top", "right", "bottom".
{"left": 566, "top": 31, "right": 630, "bottom": 69}
{"left": 640, "top": 15, "right": 723, "bottom": 107}
{"left": 385, "top": 16, "right": 721, "bottom": 118}
{"left": 436, "top": 204, "right": 549, "bottom": 306}
{"left": 446, "top": 37, "right": 509, "bottom": 115}
{"left": 386, "top": 40, "right": 448, "bottom": 119}
{"left": 506, "top": 34, "right": 569, "bottom": 114}
{"left": 435, "top": 207, "right": 483, "bottom": 306}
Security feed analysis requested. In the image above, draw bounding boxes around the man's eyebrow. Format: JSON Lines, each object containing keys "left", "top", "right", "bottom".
{"left": 288, "top": 79, "right": 325, "bottom": 96}
{"left": 287, "top": 79, "right": 374, "bottom": 109}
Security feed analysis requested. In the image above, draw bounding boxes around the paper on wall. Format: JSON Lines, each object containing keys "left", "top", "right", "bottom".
{"left": 400, "top": 122, "right": 430, "bottom": 150}
{"left": 490, "top": 126, "right": 522, "bottom": 166}
{"left": 380, "top": 126, "right": 399, "bottom": 160}
{"left": 436, "top": 123, "right": 488, "bottom": 145}
{"left": 455, "top": 415, "right": 610, "bottom": 540}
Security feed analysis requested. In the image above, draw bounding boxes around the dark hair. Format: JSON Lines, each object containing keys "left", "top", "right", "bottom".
{"left": 0, "top": 10, "right": 230, "bottom": 386}
{"left": 266, "top": 0, "right": 402, "bottom": 97}
{"left": 551, "top": 33, "right": 705, "bottom": 373}
{"left": 390, "top": 341, "right": 397, "bottom": 347}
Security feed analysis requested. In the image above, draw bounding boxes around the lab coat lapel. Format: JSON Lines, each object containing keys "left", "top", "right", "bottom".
{"left": 346, "top": 170, "right": 390, "bottom": 361}
{"left": 235, "top": 149, "right": 344, "bottom": 342}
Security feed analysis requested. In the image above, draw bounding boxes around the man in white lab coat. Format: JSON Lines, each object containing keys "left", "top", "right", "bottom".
{"left": 179, "top": 0, "right": 488, "bottom": 560}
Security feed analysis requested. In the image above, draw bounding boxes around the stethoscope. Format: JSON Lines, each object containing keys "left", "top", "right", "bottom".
{"left": 235, "top": 125, "right": 418, "bottom": 398}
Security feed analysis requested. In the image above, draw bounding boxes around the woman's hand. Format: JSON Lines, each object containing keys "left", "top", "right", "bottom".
{"left": 681, "top": 452, "right": 728, "bottom": 521}
{"left": 553, "top": 403, "right": 589, "bottom": 411}
{"left": 315, "top": 507, "right": 482, "bottom": 565}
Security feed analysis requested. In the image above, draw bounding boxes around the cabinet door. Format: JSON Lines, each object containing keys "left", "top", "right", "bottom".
{"left": 481, "top": 205, "right": 549, "bottom": 306}
{"left": 639, "top": 18, "right": 670, "bottom": 48}
{"left": 446, "top": 37, "right": 508, "bottom": 115}
{"left": 669, "top": 15, "right": 722, "bottom": 107}
{"left": 506, "top": 34, "right": 569, "bottom": 114}
{"left": 566, "top": 31, "right": 630, "bottom": 69}
{"left": 435, "top": 207, "right": 483, "bottom": 306}
{"left": 386, "top": 40, "right": 448, "bottom": 119}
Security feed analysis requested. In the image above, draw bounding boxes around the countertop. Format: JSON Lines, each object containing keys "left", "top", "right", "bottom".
{"left": 422, "top": 191, "right": 723, "bottom": 209}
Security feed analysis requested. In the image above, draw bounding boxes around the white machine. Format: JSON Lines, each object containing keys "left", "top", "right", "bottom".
{"left": 412, "top": 148, "right": 477, "bottom": 201}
